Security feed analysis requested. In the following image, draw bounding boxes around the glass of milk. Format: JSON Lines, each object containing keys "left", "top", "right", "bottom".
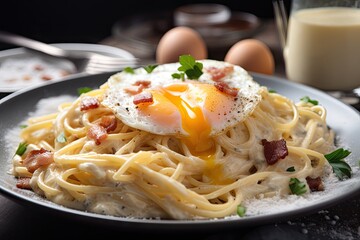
{"left": 284, "top": 0, "right": 360, "bottom": 91}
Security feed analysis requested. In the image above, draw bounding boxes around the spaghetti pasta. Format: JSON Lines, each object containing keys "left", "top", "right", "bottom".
{"left": 11, "top": 59, "right": 338, "bottom": 220}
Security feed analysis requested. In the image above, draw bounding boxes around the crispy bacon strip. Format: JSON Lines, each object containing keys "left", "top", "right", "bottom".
{"left": 124, "top": 85, "right": 142, "bottom": 95}
{"left": 16, "top": 177, "right": 32, "bottom": 190}
{"left": 306, "top": 177, "right": 324, "bottom": 192}
{"left": 80, "top": 96, "right": 100, "bottom": 111}
{"left": 87, "top": 125, "right": 107, "bottom": 145}
{"left": 99, "top": 115, "right": 117, "bottom": 132}
{"left": 134, "top": 80, "right": 151, "bottom": 88}
{"left": 206, "top": 66, "right": 234, "bottom": 81}
{"left": 88, "top": 115, "right": 118, "bottom": 144}
{"left": 125, "top": 80, "right": 151, "bottom": 95}
{"left": 133, "top": 91, "right": 153, "bottom": 105}
{"left": 23, "top": 148, "right": 54, "bottom": 173}
{"left": 261, "top": 139, "right": 288, "bottom": 165}
{"left": 214, "top": 82, "right": 238, "bottom": 97}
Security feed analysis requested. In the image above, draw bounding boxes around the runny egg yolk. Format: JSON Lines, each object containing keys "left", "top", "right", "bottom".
{"left": 143, "top": 82, "right": 219, "bottom": 155}
{"left": 137, "top": 82, "right": 235, "bottom": 184}
{"left": 161, "top": 83, "right": 214, "bottom": 156}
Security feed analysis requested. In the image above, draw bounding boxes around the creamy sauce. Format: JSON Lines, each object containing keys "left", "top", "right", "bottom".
{"left": 284, "top": 7, "right": 360, "bottom": 90}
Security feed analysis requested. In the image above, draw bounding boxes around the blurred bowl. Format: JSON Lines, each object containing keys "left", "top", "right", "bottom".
{"left": 193, "top": 11, "right": 262, "bottom": 49}
{"left": 174, "top": 3, "right": 231, "bottom": 26}
{"left": 111, "top": 10, "right": 262, "bottom": 59}
{"left": 0, "top": 43, "right": 135, "bottom": 96}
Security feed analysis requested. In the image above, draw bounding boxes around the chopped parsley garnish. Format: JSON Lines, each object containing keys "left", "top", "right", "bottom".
{"left": 77, "top": 87, "right": 93, "bottom": 95}
{"left": 19, "top": 124, "right": 28, "bottom": 129}
{"left": 236, "top": 205, "right": 246, "bottom": 217}
{"left": 123, "top": 67, "right": 135, "bottom": 74}
{"left": 286, "top": 166, "right": 295, "bottom": 172}
{"left": 56, "top": 132, "right": 67, "bottom": 143}
{"left": 289, "top": 178, "right": 307, "bottom": 195}
{"left": 143, "top": 64, "right": 158, "bottom": 73}
{"left": 15, "top": 142, "right": 28, "bottom": 156}
{"left": 268, "top": 89, "right": 277, "bottom": 93}
{"left": 171, "top": 72, "right": 185, "bottom": 81}
{"left": 172, "top": 55, "right": 203, "bottom": 80}
{"left": 325, "top": 148, "right": 352, "bottom": 180}
{"left": 300, "top": 96, "right": 318, "bottom": 105}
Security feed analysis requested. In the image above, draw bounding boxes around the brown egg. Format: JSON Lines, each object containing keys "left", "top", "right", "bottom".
{"left": 224, "top": 39, "right": 275, "bottom": 75}
{"left": 156, "top": 26, "right": 208, "bottom": 64}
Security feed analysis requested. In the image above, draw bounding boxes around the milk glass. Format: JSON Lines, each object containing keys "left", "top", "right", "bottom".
{"left": 284, "top": 0, "right": 360, "bottom": 91}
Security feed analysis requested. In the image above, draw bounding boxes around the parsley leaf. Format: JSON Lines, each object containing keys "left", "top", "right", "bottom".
{"left": 172, "top": 55, "right": 203, "bottom": 80}
{"left": 123, "top": 67, "right": 135, "bottom": 74}
{"left": 56, "top": 132, "right": 67, "bottom": 143}
{"left": 325, "top": 148, "right": 352, "bottom": 180}
{"left": 171, "top": 73, "right": 185, "bottom": 81}
{"left": 236, "top": 205, "right": 246, "bottom": 217}
{"left": 15, "top": 142, "right": 28, "bottom": 156}
{"left": 300, "top": 96, "right": 318, "bottom": 105}
{"left": 77, "top": 87, "right": 93, "bottom": 95}
{"left": 268, "top": 89, "right": 277, "bottom": 93}
{"left": 289, "top": 178, "right": 307, "bottom": 195}
{"left": 143, "top": 64, "right": 158, "bottom": 73}
{"left": 286, "top": 166, "right": 295, "bottom": 172}
{"left": 19, "top": 124, "right": 28, "bottom": 129}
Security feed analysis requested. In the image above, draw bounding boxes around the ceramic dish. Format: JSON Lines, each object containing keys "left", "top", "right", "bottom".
{"left": 0, "top": 72, "right": 359, "bottom": 231}
{"left": 0, "top": 43, "right": 135, "bottom": 95}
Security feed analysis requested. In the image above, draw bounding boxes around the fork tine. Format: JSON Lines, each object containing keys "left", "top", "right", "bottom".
{"left": 86, "top": 62, "right": 136, "bottom": 69}
{"left": 85, "top": 58, "right": 156, "bottom": 74}
{"left": 84, "top": 63, "right": 132, "bottom": 73}
{"left": 88, "top": 57, "right": 138, "bottom": 64}
{"left": 84, "top": 66, "right": 122, "bottom": 74}
{"left": 87, "top": 53, "right": 138, "bottom": 61}
{"left": 87, "top": 61, "right": 136, "bottom": 69}
{"left": 86, "top": 65, "right": 127, "bottom": 71}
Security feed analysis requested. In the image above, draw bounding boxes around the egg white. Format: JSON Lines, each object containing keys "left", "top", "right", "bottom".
{"left": 102, "top": 59, "right": 263, "bottom": 137}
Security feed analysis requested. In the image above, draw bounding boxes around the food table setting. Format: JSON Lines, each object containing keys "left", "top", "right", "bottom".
{"left": 0, "top": 1, "right": 359, "bottom": 239}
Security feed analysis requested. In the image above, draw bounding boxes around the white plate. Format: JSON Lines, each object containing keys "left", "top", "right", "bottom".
{"left": 0, "top": 43, "right": 135, "bottom": 93}
{"left": 0, "top": 72, "right": 359, "bottom": 230}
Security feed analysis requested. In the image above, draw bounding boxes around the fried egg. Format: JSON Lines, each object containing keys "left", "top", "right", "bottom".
{"left": 102, "top": 59, "right": 262, "bottom": 154}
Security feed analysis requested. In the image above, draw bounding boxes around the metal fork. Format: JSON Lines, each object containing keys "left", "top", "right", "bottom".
{"left": 0, "top": 30, "right": 138, "bottom": 74}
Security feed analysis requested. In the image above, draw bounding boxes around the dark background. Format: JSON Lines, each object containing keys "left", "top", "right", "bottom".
{"left": 1, "top": 2, "right": 360, "bottom": 239}
{"left": 0, "top": 0, "right": 291, "bottom": 49}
